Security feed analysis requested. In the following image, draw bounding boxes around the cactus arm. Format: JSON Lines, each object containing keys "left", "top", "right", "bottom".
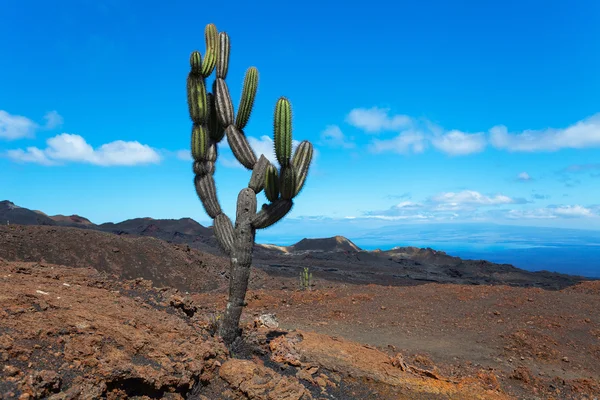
{"left": 291, "top": 140, "right": 313, "bottom": 197}
{"left": 274, "top": 97, "right": 293, "bottom": 167}
{"left": 263, "top": 164, "right": 280, "bottom": 203}
{"left": 207, "top": 93, "right": 225, "bottom": 142}
{"left": 251, "top": 199, "right": 293, "bottom": 230}
{"left": 225, "top": 125, "right": 258, "bottom": 169}
{"left": 201, "top": 24, "right": 219, "bottom": 77}
{"left": 213, "top": 213, "right": 235, "bottom": 256}
{"left": 216, "top": 32, "right": 230, "bottom": 79}
{"left": 248, "top": 155, "right": 269, "bottom": 193}
{"left": 194, "top": 174, "right": 222, "bottom": 219}
{"left": 235, "top": 67, "right": 259, "bottom": 130}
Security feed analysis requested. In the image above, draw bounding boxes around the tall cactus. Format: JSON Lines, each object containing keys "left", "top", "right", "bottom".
{"left": 186, "top": 23, "right": 314, "bottom": 346}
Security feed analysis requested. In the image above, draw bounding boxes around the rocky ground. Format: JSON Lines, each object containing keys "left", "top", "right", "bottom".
{"left": 0, "top": 222, "right": 599, "bottom": 399}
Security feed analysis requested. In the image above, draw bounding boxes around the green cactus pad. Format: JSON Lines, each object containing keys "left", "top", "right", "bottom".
{"left": 279, "top": 166, "right": 297, "bottom": 200}
{"left": 264, "top": 164, "right": 279, "bottom": 203}
{"left": 291, "top": 140, "right": 313, "bottom": 197}
{"left": 187, "top": 74, "right": 208, "bottom": 124}
{"left": 191, "top": 124, "right": 209, "bottom": 161}
{"left": 235, "top": 67, "right": 259, "bottom": 130}
{"left": 274, "top": 97, "right": 292, "bottom": 167}
{"left": 190, "top": 51, "right": 202, "bottom": 75}
{"left": 216, "top": 32, "right": 230, "bottom": 79}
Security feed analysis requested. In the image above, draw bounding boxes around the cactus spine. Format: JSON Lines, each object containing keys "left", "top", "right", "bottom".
{"left": 186, "top": 23, "right": 315, "bottom": 346}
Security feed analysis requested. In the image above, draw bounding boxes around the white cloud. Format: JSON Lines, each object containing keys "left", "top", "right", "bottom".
{"left": 517, "top": 172, "right": 532, "bottom": 181}
{"left": 430, "top": 190, "right": 515, "bottom": 210}
{"left": 345, "top": 107, "right": 412, "bottom": 133}
{"left": 320, "top": 125, "right": 355, "bottom": 148}
{"left": 176, "top": 149, "right": 192, "bottom": 161}
{"left": 337, "top": 107, "right": 600, "bottom": 156}
{"left": 368, "top": 130, "right": 426, "bottom": 154}
{"left": 0, "top": 111, "right": 38, "bottom": 140}
{"left": 551, "top": 205, "right": 593, "bottom": 218}
{"left": 0, "top": 110, "right": 64, "bottom": 140}
{"left": 6, "top": 133, "right": 161, "bottom": 166}
{"left": 490, "top": 113, "right": 600, "bottom": 151}
{"left": 394, "top": 201, "right": 423, "bottom": 210}
{"left": 43, "top": 111, "right": 64, "bottom": 130}
{"left": 505, "top": 205, "right": 594, "bottom": 219}
{"left": 219, "top": 156, "right": 245, "bottom": 169}
{"left": 430, "top": 130, "right": 486, "bottom": 155}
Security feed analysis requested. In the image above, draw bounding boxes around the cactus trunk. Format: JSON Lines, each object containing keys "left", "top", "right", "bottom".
{"left": 218, "top": 188, "right": 256, "bottom": 344}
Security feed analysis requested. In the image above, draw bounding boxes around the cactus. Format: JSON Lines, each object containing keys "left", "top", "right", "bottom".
{"left": 299, "top": 267, "right": 312, "bottom": 291}
{"left": 186, "top": 23, "right": 314, "bottom": 346}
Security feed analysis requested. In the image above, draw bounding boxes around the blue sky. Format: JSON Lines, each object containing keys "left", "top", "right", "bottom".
{"left": 2, "top": 0, "right": 600, "bottom": 241}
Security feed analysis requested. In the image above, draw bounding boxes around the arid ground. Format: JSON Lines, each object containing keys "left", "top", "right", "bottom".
{"left": 0, "top": 220, "right": 599, "bottom": 399}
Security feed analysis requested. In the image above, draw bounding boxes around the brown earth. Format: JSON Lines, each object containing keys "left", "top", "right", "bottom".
{"left": 0, "top": 224, "right": 599, "bottom": 399}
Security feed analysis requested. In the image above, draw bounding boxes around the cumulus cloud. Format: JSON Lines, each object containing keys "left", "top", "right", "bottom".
{"left": 368, "top": 130, "right": 426, "bottom": 154}
{"left": 430, "top": 130, "right": 487, "bottom": 155}
{"left": 6, "top": 133, "right": 161, "bottom": 166}
{"left": 175, "top": 149, "right": 192, "bottom": 161}
{"left": 319, "top": 125, "right": 355, "bottom": 148}
{"left": 505, "top": 205, "right": 594, "bottom": 219}
{"left": 219, "top": 156, "right": 245, "bottom": 169}
{"left": 345, "top": 107, "right": 412, "bottom": 133}
{"left": 360, "top": 190, "right": 523, "bottom": 221}
{"left": 430, "top": 190, "right": 516, "bottom": 209}
{"left": 43, "top": 111, "right": 64, "bottom": 129}
{"left": 337, "top": 107, "right": 600, "bottom": 156}
{"left": 0, "top": 111, "right": 38, "bottom": 140}
{"left": 0, "top": 110, "right": 64, "bottom": 140}
{"left": 489, "top": 113, "right": 600, "bottom": 152}
{"left": 517, "top": 172, "right": 532, "bottom": 181}
{"left": 360, "top": 190, "right": 595, "bottom": 223}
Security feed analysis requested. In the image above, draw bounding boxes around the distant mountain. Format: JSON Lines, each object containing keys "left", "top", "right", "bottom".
{"left": 292, "top": 236, "right": 361, "bottom": 252}
{"left": 48, "top": 214, "right": 95, "bottom": 227}
{"left": 0, "top": 200, "right": 57, "bottom": 226}
{"left": 1, "top": 200, "right": 596, "bottom": 289}
{"left": 1, "top": 200, "right": 219, "bottom": 254}
{"left": 99, "top": 217, "right": 213, "bottom": 237}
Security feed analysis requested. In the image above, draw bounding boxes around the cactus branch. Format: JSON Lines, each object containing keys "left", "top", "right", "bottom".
{"left": 225, "top": 125, "right": 257, "bottom": 169}
{"left": 214, "top": 213, "right": 235, "bottom": 256}
{"left": 274, "top": 97, "right": 292, "bottom": 167}
{"left": 235, "top": 67, "right": 259, "bottom": 130}
{"left": 215, "top": 79, "right": 234, "bottom": 127}
{"left": 194, "top": 174, "right": 222, "bottom": 218}
{"left": 248, "top": 155, "right": 269, "bottom": 193}
{"left": 291, "top": 140, "right": 313, "bottom": 197}
{"left": 201, "top": 24, "right": 218, "bottom": 77}
{"left": 216, "top": 32, "right": 230, "bottom": 79}
{"left": 251, "top": 199, "right": 293, "bottom": 230}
